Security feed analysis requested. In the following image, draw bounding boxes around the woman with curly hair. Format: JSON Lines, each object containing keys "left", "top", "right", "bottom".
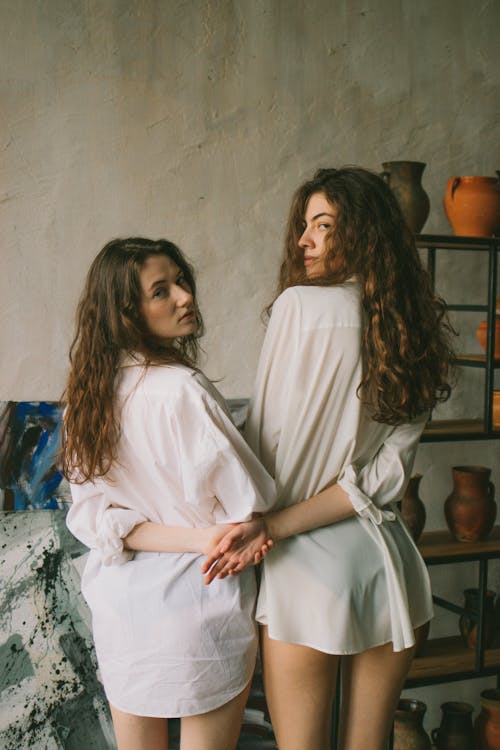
{"left": 203, "top": 167, "right": 455, "bottom": 750}
{"left": 63, "top": 237, "right": 275, "bottom": 750}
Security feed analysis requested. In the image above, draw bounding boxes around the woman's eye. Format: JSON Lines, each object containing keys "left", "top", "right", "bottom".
{"left": 153, "top": 287, "right": 167, "bottom": 299}
{"left": 319, "top": 222, "right": 331, "bottom": 230}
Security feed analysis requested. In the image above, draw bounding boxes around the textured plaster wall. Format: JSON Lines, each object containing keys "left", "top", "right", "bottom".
{"left": 1, "top": 0, "right": 499, "bottom": 736}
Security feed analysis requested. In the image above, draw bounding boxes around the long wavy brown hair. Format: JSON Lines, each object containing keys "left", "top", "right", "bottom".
{"left": 275, "top": 166, "right": 456, "bottom": 424}
{"left": 62, "top": 237, "right": 204, "bottom": 483}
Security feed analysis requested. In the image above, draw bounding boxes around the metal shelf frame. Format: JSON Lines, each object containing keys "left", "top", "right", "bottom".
{"left": 416, "top": 234, "right": 499, "bottom": 439}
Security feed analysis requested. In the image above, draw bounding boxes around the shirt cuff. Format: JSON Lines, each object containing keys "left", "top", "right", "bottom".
{"left": 337, "top": 464, "right": 396, "bottom": 526}
{"left": 96, "top": 509, "right": 148, "bottom": 566}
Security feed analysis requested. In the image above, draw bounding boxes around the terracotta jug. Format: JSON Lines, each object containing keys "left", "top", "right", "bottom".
{"left": 431, "top": 701, "right": 475, "bottom": 750}
{"left": 475, "top": 689, "right": 500, "bottom": 749}
{"left": 476, "top": 320, "right": 500, "bottom": 359}
{"left": 393, "top": 698, "right": 431, "bottom": 750}
{"left": 444, "top": 176, "right": 500, "bottom": 237}
{"left": 381, "top": 161, "right": 430, "bottom": 233}
{"left": 459, "top": 588, "right": 496, "bottom": 649}
{"left": 444, "top": 466, "right": 496, "bottom": 542}
{"left": 399, "top": 474, "right": 427, "bottom": 542}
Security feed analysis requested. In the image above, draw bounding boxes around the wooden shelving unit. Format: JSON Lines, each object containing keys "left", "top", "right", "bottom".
{"left": 403, "top": 528, "right": 500, "bottom": 689}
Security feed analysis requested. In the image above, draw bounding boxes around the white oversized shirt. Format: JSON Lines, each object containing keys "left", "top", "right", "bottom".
{"left": 66, "top": 360, "right": 276, "bottom": 717}
{"left": 246, "top": 283, "right": 433, "bottom": 654}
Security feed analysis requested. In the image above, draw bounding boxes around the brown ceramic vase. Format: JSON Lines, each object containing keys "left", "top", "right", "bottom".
{"left": 444, "top": 466, "right": 496, "bottom": 542}
{"left": 475, "top": 689, "right": 500, "bottom": 750}
{"left": 431, "top": 701, "right": 475, "bottom": 750}
{"left": 444, "top": 176, "right": 500, "bottom": 237}
{"left": 393, "top": 699, "right": 431, "bottom": 750}
{"left": 458, "top": 587, "right": 496, "bottom": 649}
{"left": 399, "top": 474, "right": 427, "bottom": 543}
{"left": 381, "top": 161, "right": 430, "bottom": 233}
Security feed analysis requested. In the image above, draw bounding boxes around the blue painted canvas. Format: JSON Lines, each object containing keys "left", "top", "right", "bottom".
{"left": 0, "top": 402, "right": 71, "bottom": 511}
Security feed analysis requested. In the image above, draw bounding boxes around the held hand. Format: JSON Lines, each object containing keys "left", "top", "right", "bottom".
{"left": 201, "top": 524, "right": 238, "bottom": 556}
{"left": 201, "top": 518, "right": 274, "bottom": 584}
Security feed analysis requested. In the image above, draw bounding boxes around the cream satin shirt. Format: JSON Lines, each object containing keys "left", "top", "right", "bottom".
{"left": 246, "top": 283, "right": 433, "bottom": 654}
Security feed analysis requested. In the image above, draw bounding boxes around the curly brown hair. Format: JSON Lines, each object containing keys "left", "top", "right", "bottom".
{"left": 276, "top": 166, "right": 456, "bottom": 424}
{"left": 62, "top": 237, "right": 204, "bottom": 483}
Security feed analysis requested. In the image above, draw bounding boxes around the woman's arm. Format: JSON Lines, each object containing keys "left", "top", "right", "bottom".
{"left": 123, "top": 520, "right": 238, "bottom": 555}
{"left": 202, "top": 482, "right": 354, "bottom": 582}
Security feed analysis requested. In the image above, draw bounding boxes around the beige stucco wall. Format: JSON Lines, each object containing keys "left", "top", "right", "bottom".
{"left": 1, "top": 0, "right": 499, "bottom": 735}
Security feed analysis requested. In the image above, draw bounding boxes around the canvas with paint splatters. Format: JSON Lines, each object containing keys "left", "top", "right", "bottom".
{"left": 0, "top": 509, "right": 116, "bottom": 749}
{"left": 0, "top": 401, "right": 71, "bottom": 511}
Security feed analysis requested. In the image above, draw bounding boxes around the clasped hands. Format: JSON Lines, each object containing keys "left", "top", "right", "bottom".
{"left": 201, "top": 514, "right": 274, "bottom": 585}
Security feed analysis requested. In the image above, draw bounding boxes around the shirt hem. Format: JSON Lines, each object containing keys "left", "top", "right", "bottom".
{"left": 103, "top": 672, "right": 254, "bottom": 719}
{"left": 257, "top": 611, "right": 434, "bottom": 656}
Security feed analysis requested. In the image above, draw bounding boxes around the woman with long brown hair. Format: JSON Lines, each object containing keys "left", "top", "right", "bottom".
{"left": 203, "top": 167, "right": 455, "bottom": 750}
{"left": 63, "top": 237, "right": 275, "bottom": 750}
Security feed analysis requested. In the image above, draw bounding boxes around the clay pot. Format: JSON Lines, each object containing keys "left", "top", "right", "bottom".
{"left": 431, "top": 701, "right": 475, "bottom": 750}
{"left": 393, "top": 699, "right": 432, "bottom": 750}
{"left": 444, "top": 465, "right": 496, "bottom": 542}
{"left": 476, "top": 320, "right": 500, "bottom": 359}
{"left": 399, "top": 474, "right": 427, "bottom": 542}
{"left": 475, "top": 689, "right": 500, "bottom": 749}
{"left": 444, "top": 176, "right": 500, "bottom": 237}
{"left": 458, "top": 588, "right": 496, "bottom": 649}
{"left": 381, "top": 161, "right": 430, "bottom": 233}
{"left": 494, "top": 391, "right": 500, "bottom": 429}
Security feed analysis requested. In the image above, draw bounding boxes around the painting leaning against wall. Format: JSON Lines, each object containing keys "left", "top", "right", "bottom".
{"left": 0, "top": 401, "right": 71, "bottom": 511}
{"left": 0, "top": 402, "right": 116, "bottom": 748}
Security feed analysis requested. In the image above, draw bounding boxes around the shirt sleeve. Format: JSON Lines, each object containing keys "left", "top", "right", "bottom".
{"left": 244, "top": 290, "right": 301, "bottom": 477}
{"left": 170, "top": 385, "right": 276, "bottom": 523}
{"left": 337, "top": 414, "right": 427, "bottom": 524}
{"left": 66, "top": 481, "right": 148, "bottom": 566}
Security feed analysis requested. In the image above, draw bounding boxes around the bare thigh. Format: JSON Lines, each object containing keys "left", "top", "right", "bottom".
{"left": 180, "top": 680, "right": 252, "bottom": 750}
{"left": 260, "top": 625, "right": 340, "bottom": 750}
{"left": 110, "top": 704, "right": 168, "bottom": 750}
{"left": 339, "top": 638, "right": 417, "bottom": 750}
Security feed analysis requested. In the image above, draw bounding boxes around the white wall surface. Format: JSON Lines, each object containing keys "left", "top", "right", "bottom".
{"left": 1, "top": 0, "right": 499, "bottom": 737}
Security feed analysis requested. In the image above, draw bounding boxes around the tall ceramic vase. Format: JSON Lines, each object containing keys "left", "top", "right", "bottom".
{"left": 432, "top": 701, "right": 475, "bottom": 750}
{"left": 444, "top": 466, "right": 497, "bottom": 542}
{"left": 393, "top": 699, "right": 432, "bottom": 750}
{"left": 399, "top": 474, "right": 427, "bottom": 543}
{"left": 475, "top": 689, "right": 500, "bottom": 750}
{"left": 444, "top": 176, "right": 500, "bottom": 237}
{"left": 381, "top": 161, "right": 430, "bottom": 233}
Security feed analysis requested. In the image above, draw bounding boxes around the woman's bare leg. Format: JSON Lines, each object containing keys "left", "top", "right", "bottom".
{"left": 109, "top": 704, "right": 168, "bottom": 750}
{"left": 180, "top": 680, "right": 252, "bottom": 750}
{"left": 260, "top": 625, "right": 339, "bottom": 750}
{"left": 339, "top": 640, "right": 416, "bottom": 750}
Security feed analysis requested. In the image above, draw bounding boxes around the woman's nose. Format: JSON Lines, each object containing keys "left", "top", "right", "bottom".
{"left": 175, "top": 286, "right": 193, "bottom": 306}
{"left": 298, "top": 227, "right": 312, "bottom": 249}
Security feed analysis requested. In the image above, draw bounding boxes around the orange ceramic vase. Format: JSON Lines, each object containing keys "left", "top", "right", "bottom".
{"left": 475, "top": 689, "right": 500, "bottom": 750}
{"left": 444, "top": 176, "right": 500, "bottom": 237}
{"left": 476, "top": 320, "right": 500, "bottom": 359}
{"left": 444, "top": 466, "right": 496, "bottom": 542}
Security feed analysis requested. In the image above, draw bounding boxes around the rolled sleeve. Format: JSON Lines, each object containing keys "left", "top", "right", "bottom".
{"left": 67, "top": 482, "right": 148, "bottom": 566}
{"left": 337, "top": 415, "right": 427, "bottom": 524}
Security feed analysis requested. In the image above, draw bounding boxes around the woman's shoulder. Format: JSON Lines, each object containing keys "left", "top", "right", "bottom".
{"left": 274, "top": 281, "right": 361, "bottom": 328}
{"left": 118, "top": 359, "right": 199, "bottom": 400}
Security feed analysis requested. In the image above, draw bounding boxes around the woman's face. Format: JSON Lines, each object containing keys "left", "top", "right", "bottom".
{"left": 298, "top": 192, "right": 337, "bottom": 277}
{"left": 139, "top": 254, "right": 196, "bottom": 342}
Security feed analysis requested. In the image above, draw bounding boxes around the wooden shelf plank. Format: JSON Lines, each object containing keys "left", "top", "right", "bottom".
{"left": 417, "top": 526, "right": 500, "bottom": 560}
{"left": 416, "top": 235, "right": 500, "bottom": 250}
{"left": 420, "top": 419, "right": 500, "bottom": 441}
{"left": 408, "top": 636, "right": 500, "bottom": 681}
